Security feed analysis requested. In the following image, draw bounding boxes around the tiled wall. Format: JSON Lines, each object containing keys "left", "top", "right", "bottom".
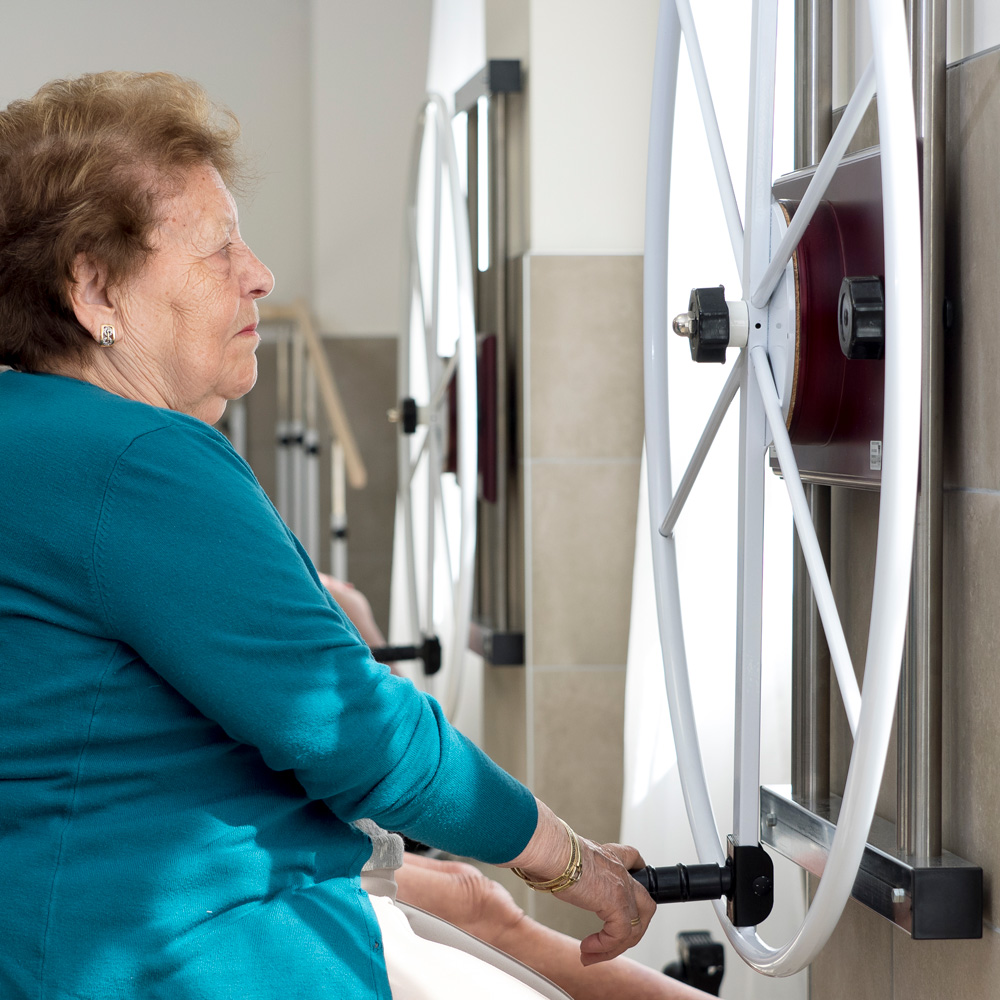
{"left": 811, "top": 45, "right": 1000, "bottom": 998}
{"left": 494, "top": 253, "right": 644, "bottom": 937}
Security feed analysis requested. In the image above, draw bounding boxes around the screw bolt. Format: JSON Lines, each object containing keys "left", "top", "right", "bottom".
{"left": 673, "top": 312, "right": 696, "bottom": 338}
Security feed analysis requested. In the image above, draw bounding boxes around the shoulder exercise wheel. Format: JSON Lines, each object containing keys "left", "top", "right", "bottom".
{"left": 643, "top": 0, "right": 921, "bottom": 975}
{"left": 392, "top": 93, "right": 478, "bottom": 720}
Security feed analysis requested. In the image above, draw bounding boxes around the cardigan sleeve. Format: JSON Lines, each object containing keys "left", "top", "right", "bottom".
{"left": 91, "top": 420, "right": 537, "bottom": 865}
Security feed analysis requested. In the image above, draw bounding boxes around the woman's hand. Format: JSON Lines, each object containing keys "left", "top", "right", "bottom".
{"left": 499, "top": 800, "right": 655, "bottom": 965}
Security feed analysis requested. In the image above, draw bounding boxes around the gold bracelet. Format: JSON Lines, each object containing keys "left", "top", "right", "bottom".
{"left": 511, "top": 819, "right": 583, "bottom": 893}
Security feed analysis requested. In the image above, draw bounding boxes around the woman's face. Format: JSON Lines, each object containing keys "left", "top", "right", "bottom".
{"left": 112, "top": 163, "right": 274, "bottom": 423}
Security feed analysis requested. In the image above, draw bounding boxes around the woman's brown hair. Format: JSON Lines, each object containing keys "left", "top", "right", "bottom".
{"left": 0, "top": 71, "right": 244, "bottom": 371}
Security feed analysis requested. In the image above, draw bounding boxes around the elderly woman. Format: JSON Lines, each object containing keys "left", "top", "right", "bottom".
{"left": 0, "top": 72, "right": 655, "bottom": 1000}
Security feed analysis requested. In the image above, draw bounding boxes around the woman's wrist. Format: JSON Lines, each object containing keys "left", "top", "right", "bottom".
{"left": 500, "top": 799, "right": 575, "bottom": 883}
{"left": 511, "top": 819, "right": 583, "bottom": 892}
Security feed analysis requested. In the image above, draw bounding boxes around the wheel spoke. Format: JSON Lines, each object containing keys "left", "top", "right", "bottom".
{"left": 660, "top": 354, "right": 743, "bottom": 537}
{"left": 428, "top": 351, "right": 460, "bottom": 413}
{"left": 751, "top": 58, "right": 876, "bottom": 309}
{"left": 429, "top": 115, "right": 444, "bottom": 360}
{"left": 405, "top": 426, "right": 431, "bottom": 488}
{"left": 750, "top": 346, "right": 861, "bottom": 734}
{"left": 732, "top": 344, "right": 768, "bottom": 846}
{"left": 741, "top": 0, "right": 779, "bottom": 300}
{"left": 674, "top": 0, "right": 744, "bottom": 280}
{"left": 437, "top": 477, "right": 457, "bottom": 615}
{"left": 408, "top": 218, "right": 435, "bottom": 360}
{"left": 399, "top": 471, "right": 422, "bottom": 641}
{"left": 424, "top": 425, "right": 441, "bottom": 632}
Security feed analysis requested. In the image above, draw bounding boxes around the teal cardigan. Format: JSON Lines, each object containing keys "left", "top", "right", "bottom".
{"left": 0, "top": 372, "right": 537, "bottom": 999}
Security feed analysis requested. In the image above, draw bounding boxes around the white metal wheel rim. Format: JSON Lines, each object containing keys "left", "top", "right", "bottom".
{"left": 643, "top": 0, "right": 921, "bottom": 976}
{"left": 396, "top": 93, "right": 478, "bottom": 719}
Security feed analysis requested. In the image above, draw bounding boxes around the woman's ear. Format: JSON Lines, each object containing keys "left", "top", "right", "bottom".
{"left": 67, "top": 253, "right": 114, "bottom": 342}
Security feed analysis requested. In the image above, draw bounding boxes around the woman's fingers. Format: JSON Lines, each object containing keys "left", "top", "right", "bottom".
{"left": 556, "top": 839, "right": 655, "bottom": 964}
{"left": 578, "top": 883, "right": 655, "bottom": 965}
{"left": 500, "top": 803, "right": 655, "bottom": 963}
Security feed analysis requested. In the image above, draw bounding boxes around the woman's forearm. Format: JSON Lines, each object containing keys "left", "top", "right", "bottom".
{"left": 491, "top": 916, "right": 715, "bottom": 1000}
{"left": 395, "top": 853, "right": 710, "bottom": 1000}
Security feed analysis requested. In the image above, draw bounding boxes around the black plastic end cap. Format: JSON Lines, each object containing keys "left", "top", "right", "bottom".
{"left": 688, "top": 286, "right": 730, "bottom": 364}
{"left": 401, "top": 397, "right": 418, "bottom": 434}
{"left": 725, "top": 837, "right": 774, "bottom": 927}
{"left": 838, "top": 276, "right": 885, "bottom": 360}
{"left": 421, "top": 635, "right": 442, "bottom": 676}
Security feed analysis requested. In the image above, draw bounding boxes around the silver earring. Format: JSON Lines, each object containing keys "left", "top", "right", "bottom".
{"left": 100, "top": 324, "right": 116, "bottom": 347}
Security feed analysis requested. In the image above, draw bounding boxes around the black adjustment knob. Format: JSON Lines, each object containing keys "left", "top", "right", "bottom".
{"left": 838, "top": 276, "right": 885, "bottom": 360}
{"left": 402, "top": 397, "right": 418, "bottom": 434}
{"left": 679, "top": 286, "right": 730, "bottom": 364}
{"left": 421, "top": 635, "right": 442, "bottom": 676}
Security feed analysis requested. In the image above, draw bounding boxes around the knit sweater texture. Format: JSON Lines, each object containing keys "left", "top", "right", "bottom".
{"left": 0, "top": 371, "right": 537, "bottom": 999}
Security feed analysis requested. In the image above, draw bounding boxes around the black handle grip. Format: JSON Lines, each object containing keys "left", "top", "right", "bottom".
{"left": 371, "top": 635, "right": 442, "bottom": 675}
{"left": 631, "top": 863, "right": 733, "bottom": 904}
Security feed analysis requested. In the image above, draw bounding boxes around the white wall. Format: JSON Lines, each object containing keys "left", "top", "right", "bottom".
{"left": 483, "top": 0, "right": 660, "bottom": 253}
{"left": 834, "top": 0, "right": 1000, "bottom": 103}
{"left": 426, "top": 0, "right": 485, "bottom": 107}
{"left": 0, "top": 0, "right": 313, "bottom": 305}
{"left": 948, "top": 0, "right": 1000, "bottom": 62}
{"left": 528, "top": 0, "right": 660, "bottom": 253}
{"left": 310, "top": 0, "right": 433, "bottom": 336}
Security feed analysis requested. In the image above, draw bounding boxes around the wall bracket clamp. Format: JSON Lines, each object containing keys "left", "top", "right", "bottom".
{"left": 761, "top": 784, "right": 982, "bottom": 939}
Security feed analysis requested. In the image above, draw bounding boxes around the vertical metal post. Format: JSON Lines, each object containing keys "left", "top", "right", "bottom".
{"left": 466, "top": 104, "right": 481, "bottom": 333}
{"left": 276, "top": 330, "right": 291, "bottom": 523}
{"left": 290, "top": 332, "right": 306, "bottom": 541}
{"left": 226, "top": 399, "right": 247, "bottom": 459}
{"left": 898, "top": 0, "right": 944, "bottom": 860}
{"left": 491, "top": 91, "right": 509, "bottom": 633}
{"left": 792, "top": 486, "right": 831, "bottom": 802}
{"left": 331, "top": 440, "right": 348, "bottom": 580}
{"left": 303, "top": 368, "right": 321, "bottom": 565}
{"left": 791, "top": 0, "right": 832, "bottom": 806}
{"left": 794, "top": 0, "right": 833, "bottom": 169}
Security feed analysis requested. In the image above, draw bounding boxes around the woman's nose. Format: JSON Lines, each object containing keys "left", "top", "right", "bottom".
{"left": 244, "top": 248, "right": 275, "bottom": 299}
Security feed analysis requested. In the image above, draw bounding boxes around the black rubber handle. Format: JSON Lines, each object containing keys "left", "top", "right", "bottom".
{"left": 630, "top": 863, "right": 733, "bottom": 904}
{"left": 371, "top": 635, "right": 442, "bottom": 675}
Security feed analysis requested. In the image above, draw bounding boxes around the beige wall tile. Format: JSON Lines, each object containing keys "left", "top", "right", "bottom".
{"left": 527, "top": 255, "right": 644, "bottom": 462}
{"left": 810, "top": 896, "right": 893, "bottom": 1000}
{"left": 530, "top": 460, "right": 641, "bottom": 667}
{"left": 530, "top": 665, "right": 626, "bottom": 938}
{"left": 944, "top": 47, "right": 1000, "bottom": 491}
{"left": 892, "top": 924, "right": 1000, "bottom": 1000}
{"left": 942, "top": 489, "right": 1000, "bottom": 926}
{"left": 531, "top": 666, "right": 626, "bottom": 842}
{"left": 483, "top": 664, "right": 528, "bottom": 787}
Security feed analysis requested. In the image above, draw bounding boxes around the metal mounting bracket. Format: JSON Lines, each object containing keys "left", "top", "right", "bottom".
{"left": 761, "top": 784, "right": 982, "bottom": 939}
